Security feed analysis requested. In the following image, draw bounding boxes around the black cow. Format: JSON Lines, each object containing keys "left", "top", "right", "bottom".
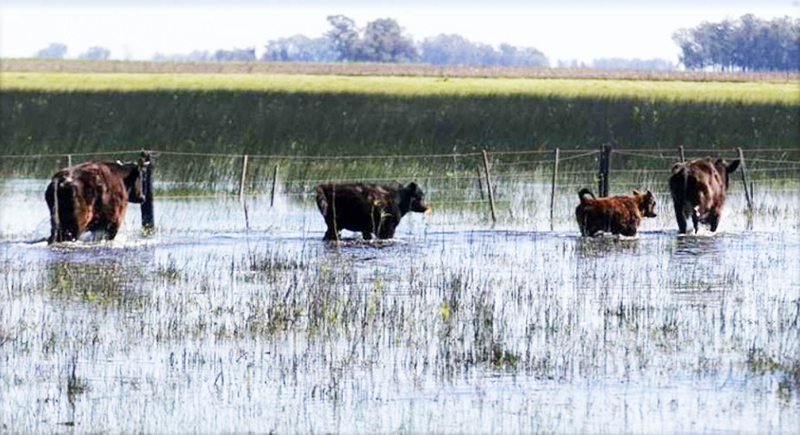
{"left": 315, "top": 182, "right": 431, "bottom": 241}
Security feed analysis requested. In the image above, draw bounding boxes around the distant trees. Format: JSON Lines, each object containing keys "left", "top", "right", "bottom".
{"left": 262, "top": 35, "right": 336, "bottom": 62}
{"left": 418, "top": 34, "right": 548, "bottom": 67}
{"left": 673, "top": 14, "right": 799, "bottom": 71}
{"left": 592, "top": 58, "right": 675, "bottom": 70}
{"left": 214, "top": 48, "right": 256, "bottom": 62}
{"left": 323, "top": 15, "right": 417, "bottom": 62}
{"left": 153, "top": 50, "right": 211, "bottom": 62}
{"left": 79, "top": 46, "right": 111, "bottom": 60}
{"left": 35, "top": 43, "right": 68, "bottom": 59}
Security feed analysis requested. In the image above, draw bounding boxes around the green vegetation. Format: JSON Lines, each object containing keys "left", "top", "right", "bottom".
{"left": 1, "top": 66, "right": 797, "bottom": 188}
{"left": 2, "top": 71, "right": 797, "bottom": 102}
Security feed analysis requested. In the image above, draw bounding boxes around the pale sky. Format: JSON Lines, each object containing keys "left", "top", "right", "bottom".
{"left": 1, "top": 1, "right": 797, "bottom": 65}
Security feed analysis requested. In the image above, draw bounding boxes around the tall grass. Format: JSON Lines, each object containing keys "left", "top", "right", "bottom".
{"left": 1, "top": 87, "right": 797, "bottom": 165}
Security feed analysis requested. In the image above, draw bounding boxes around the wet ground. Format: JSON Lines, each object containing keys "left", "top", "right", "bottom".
{"left": 1, "top": 180, "right": 799, "bottom": 433}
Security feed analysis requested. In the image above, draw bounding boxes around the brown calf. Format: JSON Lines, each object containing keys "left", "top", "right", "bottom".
{"left": 668, "top": 157, "right": 740, "bottom": 234}
{"left": 315, "top": 182, "right": 431, "bottom": 241}
{"left": 575, "top": 188, "right": 657, "bottom": 237}
{"left": 45, "top": 156, "right": 149, "bottom": 243}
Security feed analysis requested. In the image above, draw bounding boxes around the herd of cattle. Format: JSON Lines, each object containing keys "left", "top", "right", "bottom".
{"left": 43, "top": 153, "right": 740, "bottom": 244}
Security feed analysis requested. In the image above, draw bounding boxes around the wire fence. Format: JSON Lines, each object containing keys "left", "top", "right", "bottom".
{"left": 2, "top": 146, "right": 799, "bottom": 224}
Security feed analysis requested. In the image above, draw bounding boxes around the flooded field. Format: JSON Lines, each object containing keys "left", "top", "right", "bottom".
{"left": 1, "top": 179, "right": 799, "bottom": 433}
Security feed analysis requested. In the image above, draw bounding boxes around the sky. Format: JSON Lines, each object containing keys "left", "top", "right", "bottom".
{"left": 1, "top": 0, "right": 797, "bottom": 65}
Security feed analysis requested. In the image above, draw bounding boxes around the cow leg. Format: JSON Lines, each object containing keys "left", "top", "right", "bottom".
{"left": 673, "top": 200, "right": 688, "bottom": 234}
{"left": 103, "top": 220, "right": 120, "bottom": 240}
{"left": 708, "top": 210, "right": 720, "bottom": 232}
{"left": 323, "top": 227, "right": 339, "bottom": 241}
{"left": 378, "top": 220, "right": 397, "bottom": 239}
{"left": 361, "top": 231, "right": 373, "bottom": 241}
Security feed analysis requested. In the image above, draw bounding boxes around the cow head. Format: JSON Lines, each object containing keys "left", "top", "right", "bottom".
{"left": 403, "top": 182, "right": 432, "bottom": 215}
{"left": 713, "top": 158, "right": 740, "bottom": 189}
{"left": 634, "top": 190, "right": 657, "bottom": 218}
{"left": 116, "top": 155, "right": 151, "bottom": 204}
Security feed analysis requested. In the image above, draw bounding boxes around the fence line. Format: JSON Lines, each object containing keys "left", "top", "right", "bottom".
{"left": 5, "top": 147, "right": 798, "bottom": 161}
{"left": 3, "top": 146, "right": 798, "bottom": 225}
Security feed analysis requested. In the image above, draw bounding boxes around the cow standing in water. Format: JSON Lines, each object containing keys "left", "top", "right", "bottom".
{"left": 315, "top": 182, "right": 431, "bottom": 241}
{"left": 45, "top": 155, "right": 149, "bottom": 243}
{"left": 669, "top": 158, "right": 740, "bottom": 234}
{"left": 575, "top": 188, "right": 657, "bottom": 237}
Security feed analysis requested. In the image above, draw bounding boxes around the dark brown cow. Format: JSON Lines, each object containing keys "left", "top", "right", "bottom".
{"left": 575, "top": 188, "right": 657, "bottom": 237}
{"left": 669, "top": 157, "right": 740, "bottom": 234}
{"left": 45, "top": 156, "right": 149, "bottom": 243}
{"left": 315, "top": 182, "right": 431, "bottom": 241}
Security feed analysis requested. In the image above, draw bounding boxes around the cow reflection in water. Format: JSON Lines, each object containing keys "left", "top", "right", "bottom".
{"left": 45, "top": 154, "right": 150, "bottom": 244}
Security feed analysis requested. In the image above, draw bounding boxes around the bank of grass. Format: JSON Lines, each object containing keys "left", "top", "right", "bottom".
{"left": 2, "top": 72, "right": 798, "bottom": 104}
{"left": 1, "top": 68, "right": 798, "bottom": 182}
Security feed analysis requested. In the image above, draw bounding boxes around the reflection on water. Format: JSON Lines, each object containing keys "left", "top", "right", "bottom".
{"left": 1, "top": 189, "right": 799, "bottom": 433}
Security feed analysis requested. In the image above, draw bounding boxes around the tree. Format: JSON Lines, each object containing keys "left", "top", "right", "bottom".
{"left": 35, "top": 43, "right": 68, "bottom": 59}
{"left": 673, "top": 15, "right": 799, "bottom": 71}
{"left": 420, "top": 34, "right": 483, "bottom": 65}
{"left": 214, "top": 48, "right": 256, "bottom": 62}
{"left": 360, "top": 18, "right": 417, "bottom": 62}
{"left": 79, "top": 46, "right": 111, "bottom": 60}
{"left": 326, "top": 15, "right": 361, "bottom": 61}
{"left": 263, "top": 35, "right": 336, "bottom": 62}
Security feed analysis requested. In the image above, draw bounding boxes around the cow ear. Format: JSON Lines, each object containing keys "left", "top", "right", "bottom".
{"left": 727, "top": 159, "right": 740, "bottom": 173}
{"left": 632, "top": 189, "right": 641, "bottom": 195}
{"left": 116, "top": 160, "right": 124, "bottom": 167}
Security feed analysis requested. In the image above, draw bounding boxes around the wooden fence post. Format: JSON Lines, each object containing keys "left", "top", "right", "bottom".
{"left": 140, "top": 152, "right": 155, "bottom": 230}
{"left": 481, "top": 150, "right": 497, "bottom": 223}
{"left": 238, "top": 154, "right": 248, "bottom": 202}
{"left": 598, "top": 144, "right": 612, "bottom": 197}
{"left": 270, "top": 164, "right": 280, "bottom": 207}
{"left": 67, "top": 154, "right": 73, "bottom": 167}
{"left": 549, "top": 147, "right": 560, "bottom": 231}
{"left": 737, "top": 147, "right": 753, "bottom": 214}
{"left": 476, "top": 166, "right": 485, "bottom": 200}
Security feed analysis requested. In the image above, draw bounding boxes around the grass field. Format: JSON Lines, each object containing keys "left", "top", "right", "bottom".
{"left": 1, "top": 60, "right": 798, "bottom": 184}
{"left": 2, "top": 71, "right": 798, "bottom": 105}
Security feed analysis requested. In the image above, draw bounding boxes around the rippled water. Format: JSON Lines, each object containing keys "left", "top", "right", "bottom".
{"left": 1, "top": 180, "right": 799, "bottom": 433}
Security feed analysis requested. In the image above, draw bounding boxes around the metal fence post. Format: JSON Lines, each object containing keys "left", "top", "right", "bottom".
{"left": 270, "top": 164, "right": 280, "bottom": 207}
{"left": 549, "top": 147, "right": 560, "bottom": 231}
{"left": 678, "top": 145, "right": 685, "bottom": 163}
{"left": 598, "top": 144, "right": 612, "bottom": 197}
{"left": 238, "top": 154, "right": 248, "bottom": 201}
{"left": 737, "top": 147, "right": 753, "bottom": 214}
{"left": 481, "top": 150, "right": 497, "bottom": 223}
{"left": 141, "top": 151, "right": 155, "bottom": 230}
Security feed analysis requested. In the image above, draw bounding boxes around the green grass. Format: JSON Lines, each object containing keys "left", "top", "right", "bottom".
{"left": 1, "top": 69, "right": 798, "bottom": 183}
{"left": 2, "top": 72, "right": 798, "bottom": 104}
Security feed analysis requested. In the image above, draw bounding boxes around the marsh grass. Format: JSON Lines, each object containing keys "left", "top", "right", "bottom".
{"left": 1, "top": 71, "right": 798, "bottom": 176}
{"left": 1, "top": 202, "right": 799, "bottom": 432}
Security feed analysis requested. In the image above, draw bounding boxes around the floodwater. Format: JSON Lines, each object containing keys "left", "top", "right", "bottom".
{"left": 1, "top": 179, "right": 799, "bottom": 434}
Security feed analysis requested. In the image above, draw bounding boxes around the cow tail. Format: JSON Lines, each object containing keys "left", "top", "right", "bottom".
{"left": 578, "top": 188, "right": 595, "bottom": 203}
{"left": 49, "top": 176, "right": 61, "bottom": 243}
{"left": 315, "top": 185, "right": 329, "bottom": 216}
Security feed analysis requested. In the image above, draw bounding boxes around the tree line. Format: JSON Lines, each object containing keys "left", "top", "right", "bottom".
{"left": 33, "top": 13, "right": 799, "bottom": 71}
{"left": 673, "top": 14, "right": 799, "bottom": 71}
